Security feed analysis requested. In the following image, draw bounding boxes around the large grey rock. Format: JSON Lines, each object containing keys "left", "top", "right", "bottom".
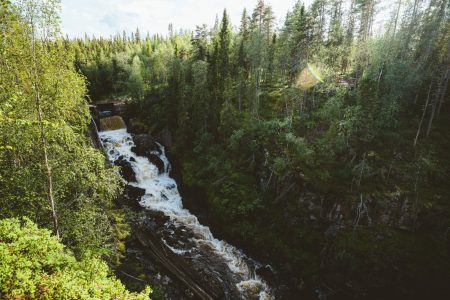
{"left": 114, "top": 156, "right": 136, "bottom": 182}
{"left": 131, "top": 134, "right": 159, "bottom": 156}
{"left": 130, "top": 134, "right": 165, "bottom": 174}
{"left": 120, "top": 185, "right": 145, "bottom": 210}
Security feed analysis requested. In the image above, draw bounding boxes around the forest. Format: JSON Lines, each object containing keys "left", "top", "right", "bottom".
{"left": 1, "top": 0, "right": 449, "bottom": 299}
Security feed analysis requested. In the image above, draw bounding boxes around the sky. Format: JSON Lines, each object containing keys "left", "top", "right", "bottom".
{"left": 60, "top": 0, "right": 314, "bottom": 38}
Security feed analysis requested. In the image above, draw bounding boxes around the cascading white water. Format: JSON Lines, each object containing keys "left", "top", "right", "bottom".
{"left": 99, "top": 128, "right": 273, "bottom": 300}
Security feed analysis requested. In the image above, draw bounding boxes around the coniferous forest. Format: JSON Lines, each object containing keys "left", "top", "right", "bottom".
{"left": 1, "top": 0, "right": 449, "bottom": 299}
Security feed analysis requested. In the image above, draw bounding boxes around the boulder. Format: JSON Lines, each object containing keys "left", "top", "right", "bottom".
{"left": 135, "top": 218, "right": 227, "bottom": 300}
{"left": 120, "top": 185, "right": 146, "bottom": 210}
{"left": 256, "top": 265, "right": 277, "bottom": 286}
{"left": 145, "top": 210, "right": 170, "bottom": 228}
{"left": 114, "top": 156, "right": 136, "bottom": 182}
{"left": 131, "top": 133, "right": 159, "bottom": 156}
{"left": 129, "top": 133, "right": 165, "bottom": 174}
{"left": 149, "top": 154, "right": 165, "bottom": 174}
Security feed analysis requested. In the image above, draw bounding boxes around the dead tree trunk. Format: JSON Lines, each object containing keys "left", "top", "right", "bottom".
{"left": 436, "top": 68, "right": 449, "bottom": 118}
{"left": 414, "top": 81, "right": 432, "bottom": 147}
{"left": 426, "top": 67, "right": 449, "bottom": 136}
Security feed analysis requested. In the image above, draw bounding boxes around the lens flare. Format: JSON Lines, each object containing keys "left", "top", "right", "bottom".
{"left": 296, "top": 63, "right": 324, "bottom": 90}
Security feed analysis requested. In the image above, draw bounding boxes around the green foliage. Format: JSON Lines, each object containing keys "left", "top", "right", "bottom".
{"left": 128, "top": 55, "right": 145, "bottom": 101}
{"left": 70, "top": 0, "right": 450, "bottom": 297}
{"left": 0, "top": 0, "right": 125, "bottom": 260}
{"left": 0, "top": 218, "right": 151, "bottom": 300}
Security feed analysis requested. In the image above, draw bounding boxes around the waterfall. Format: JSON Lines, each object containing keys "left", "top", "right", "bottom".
{"left": 99, "top": 128, "right": 273, "bottom": 300}
{"left": 100, "top": 116, "right": 127, "bottom": 131}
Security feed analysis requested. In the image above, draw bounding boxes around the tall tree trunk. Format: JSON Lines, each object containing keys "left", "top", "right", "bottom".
{"left": 426, "top": 67, "right": 448, "bottom": 136}
{"left": 414, "top": 81, "right": 432, "bottom": 147}
{"left": 436, "top": 69, "right": 449, "bottom": 118}
{"left": 403, "top": 0, "right": 421, "bottom": 52}
{"left": 254, "top": 69, "right": 260, "bottom": 117}
{"left": 29, "top": 12, "right": 60, "bottom": 238}
{"left": 35, "top": 89, "right": 60, "bottom": 238}
{"left": 392, "top": 0, "right": 402, "bottom": 36}
{"left": 425, "top": 94, "right": 437, "bottom": 137}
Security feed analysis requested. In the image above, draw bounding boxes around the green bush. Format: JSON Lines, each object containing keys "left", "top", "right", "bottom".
{"left": 0, "top": 218, "right": 151, "bottom": 300}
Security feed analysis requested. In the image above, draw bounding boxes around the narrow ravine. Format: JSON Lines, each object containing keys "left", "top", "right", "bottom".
{"left": 99, "top": 128, "right": 273, "bottom": 300}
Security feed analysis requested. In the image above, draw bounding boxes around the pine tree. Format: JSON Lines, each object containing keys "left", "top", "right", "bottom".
{"left": 310, "top": 0, "right": 327, "bottom": 46}
{"left": 327, "top": 0, "right": 345, "bottom": 71}
{"left": 277, "top": 1, "right": 309, "bottom": 83}
{"left": 135, "top": 27, "right": 141, "bottom": 44}
{"left": 192, "top": 24, "right": 208, "bottom": 61}
{"left": 355, "top": 0, "right": 377, "bottom": 41}
{"left": 218, "top": 9, "right": 231, "bottom": 80}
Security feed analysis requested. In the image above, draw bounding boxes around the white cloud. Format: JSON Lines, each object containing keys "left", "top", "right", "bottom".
{"left": 61, "top": 0, "right": 395, "bottom": 38}
{"left": 61, "top": 0, "right": 313, "bottom": 38}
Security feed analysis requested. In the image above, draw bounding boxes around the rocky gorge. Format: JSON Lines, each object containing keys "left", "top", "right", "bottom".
{"left": 96, "top": 111, "right": 275, "bottom": 299}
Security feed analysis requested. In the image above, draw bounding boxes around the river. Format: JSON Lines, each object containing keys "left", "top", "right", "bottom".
{"left": 99, "top": 128, "right": 274, "bottom": 299}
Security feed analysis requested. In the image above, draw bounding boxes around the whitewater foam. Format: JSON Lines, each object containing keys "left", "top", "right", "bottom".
{"left": 99, "top": 128, "right": 273, "bottom": 299}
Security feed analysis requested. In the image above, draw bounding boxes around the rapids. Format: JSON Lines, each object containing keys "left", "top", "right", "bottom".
{"left": 99, "top": 128, "right": 273, "bottom": 300}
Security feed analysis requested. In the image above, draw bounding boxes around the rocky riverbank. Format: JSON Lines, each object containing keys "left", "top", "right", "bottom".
{"left": 99, "top": 125, "right": 274, "bottom": 299}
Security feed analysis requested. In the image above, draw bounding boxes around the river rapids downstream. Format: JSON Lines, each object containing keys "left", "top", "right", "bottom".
{"left": 99, "top": 128, "right": 274, "bottom": 299}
